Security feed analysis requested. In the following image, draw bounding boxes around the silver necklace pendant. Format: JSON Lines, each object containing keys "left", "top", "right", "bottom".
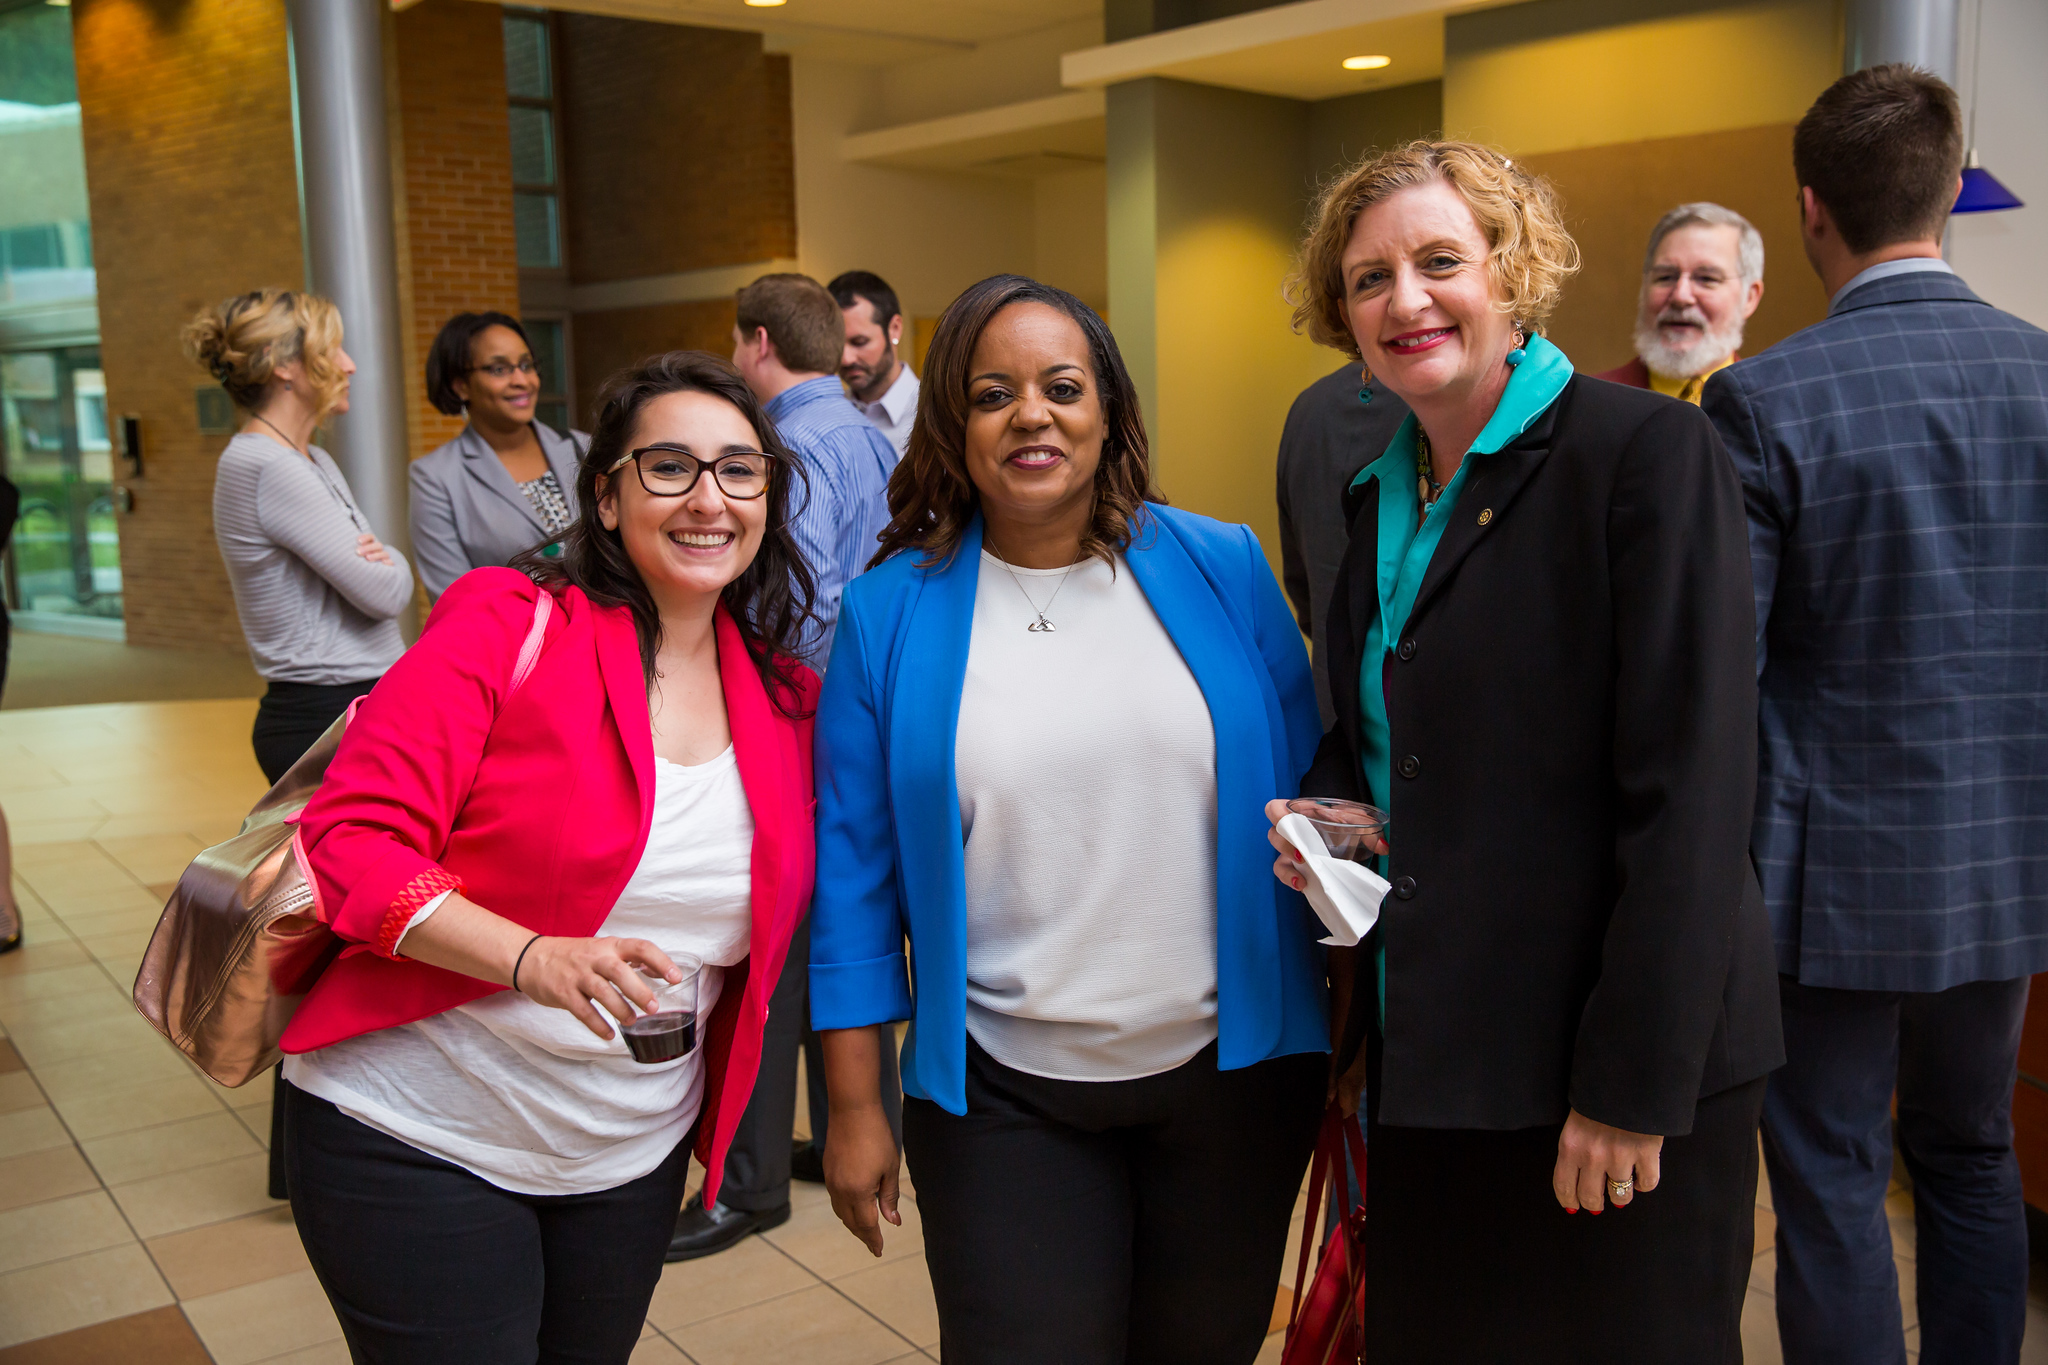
{"left": 1028, "top": 615, "right": 1056, "bottom": 633}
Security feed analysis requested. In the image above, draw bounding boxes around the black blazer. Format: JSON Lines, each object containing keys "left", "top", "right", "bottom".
{"left": 1276, "top": 363, "right": 1412, "bottom": 726}
{"left": 1305, "top": 375, "right": 1782, "bottom": 1136}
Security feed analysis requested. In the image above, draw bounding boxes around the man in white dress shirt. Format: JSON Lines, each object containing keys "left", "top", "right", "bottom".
{"left": 829, "top": 270, "right": 920, "bottom": 457}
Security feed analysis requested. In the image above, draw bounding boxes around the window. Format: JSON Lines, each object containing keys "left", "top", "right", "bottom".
{"left": 504, "top": 10, "right": 562, "bottom": 270}
{"left": 525, "top": 317, "right": 572, "bottom": 435}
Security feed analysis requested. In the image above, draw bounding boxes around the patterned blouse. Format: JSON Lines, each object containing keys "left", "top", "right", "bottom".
{"left": 517, "top": 470, "right": 574, "bottom": 538}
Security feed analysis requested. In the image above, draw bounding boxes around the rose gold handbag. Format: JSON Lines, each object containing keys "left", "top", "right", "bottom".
{"left": 131, "top": 590, "right": 554, "bottom": 1086}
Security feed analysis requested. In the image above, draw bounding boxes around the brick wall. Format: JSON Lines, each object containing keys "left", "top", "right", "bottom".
{"left": 392, "top": 0, "right": 520, "bottom": 459}
{"left": 557, "top": 18, "right": 795, "bottom": 284}
{"left": 572, "top": 300, "right": 737, "bottom": 428}
{"left": 72, "top": 0, "right": 303, "bottom": 653}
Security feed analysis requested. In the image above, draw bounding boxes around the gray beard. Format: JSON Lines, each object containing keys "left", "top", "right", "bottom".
{"left": 1632, "top": 314, "right": 1745, "bottom": 379}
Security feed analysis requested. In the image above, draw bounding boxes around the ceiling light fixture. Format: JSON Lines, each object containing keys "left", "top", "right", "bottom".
{"left": 1951, "top": 0, "right": 2022, "bottom": 214}
{"left": 744, "top": 0, "right": 787, "bottom": 6}
{"left": 1342, "top": 55, "right": 1391, "bottom": 71}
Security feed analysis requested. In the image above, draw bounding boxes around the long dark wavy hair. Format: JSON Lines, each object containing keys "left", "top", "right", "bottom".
{"left": 513, "top": 351, "right": 817, "bottom": 716}
{"left": 871, "top": 275, "right": 1159, "bottom": 570}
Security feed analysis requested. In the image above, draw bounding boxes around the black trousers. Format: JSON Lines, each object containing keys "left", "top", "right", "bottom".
{"left": 1363, "top": 1029, "right": 1766, "bottom": 1365}
{"left": 282, "top": 1079, "right": 690, "bottom": 1365}
{"left": 1762, "top": 974, "right": 2030, "bottom": 1365}
{"left": 255, "top": 676, "right": 379, "bottom": 1198}
{"left": 252, "top": 677, "right": 380, "bottom": 784}
{"left": 718, "top": 918, "right": 902, "bottom": 1211}
{"left": 904, "top": 1038, "right": 1324, "bottom": 1365}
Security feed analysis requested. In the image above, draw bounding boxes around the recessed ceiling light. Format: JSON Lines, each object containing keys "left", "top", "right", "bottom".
{"left": 744, "top": 0, "right": 787, "bottom": 6}
{"left": 1342, "top": 55, "right": 1392, "bottom": 70}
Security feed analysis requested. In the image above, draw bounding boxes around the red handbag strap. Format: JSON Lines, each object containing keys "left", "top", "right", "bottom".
{"left": 1286, "top": 1107, "right": 1344, "bottom": 1339}
{"left": 1286, "top": 1106, "right": 1368, "bottom": 1343}
{"left": 1340, "top": 1110, "right": 1367, "bottom": 1195}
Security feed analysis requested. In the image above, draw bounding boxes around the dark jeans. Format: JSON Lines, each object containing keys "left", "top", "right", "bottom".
{"left": 281, "top": 1079, "right": 691, "bottom": 1365}
{"left": 904, "top": 1038, "right": 1324, "bottom": 1365}
{"left": 255, "top": 676, "right": 378, "bottom": 1198}
{"left": 718, "top": 918, "right": 902, "bottom": 1211}
{"left": 1762, "top": 974, "right": 2031, "bottom": 1365}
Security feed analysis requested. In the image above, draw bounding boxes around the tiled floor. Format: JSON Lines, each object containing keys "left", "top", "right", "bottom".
{"left": 0, "top": 697, "right": 2045, "bottom": 1362}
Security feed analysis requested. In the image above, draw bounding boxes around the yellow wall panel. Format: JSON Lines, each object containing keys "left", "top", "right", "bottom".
{"left": 1445, "top": 0, "right": 1841, "bottom": 156}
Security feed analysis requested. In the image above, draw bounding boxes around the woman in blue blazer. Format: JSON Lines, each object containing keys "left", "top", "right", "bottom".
{"left": 810, "top": 275, "right": 1329, "bottom": 1365}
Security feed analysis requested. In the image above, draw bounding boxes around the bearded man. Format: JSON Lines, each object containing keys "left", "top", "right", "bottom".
{"left": 1597, "top": 202, "right": 1764, "bottom": 403}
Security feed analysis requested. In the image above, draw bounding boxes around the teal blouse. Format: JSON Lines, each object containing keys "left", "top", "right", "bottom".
{"left": 1352, "top": 335, "right": 1575, "bottom": 1019}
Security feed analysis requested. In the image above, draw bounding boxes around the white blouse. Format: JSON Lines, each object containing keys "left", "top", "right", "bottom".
{"left": 284, "top": 746, "right": 755, "bottom": 1195}
{"left": 954, "top": 551, "right": 1220, "bottom": 1081}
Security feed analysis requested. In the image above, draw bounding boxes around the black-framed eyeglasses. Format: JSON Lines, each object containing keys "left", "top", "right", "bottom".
{"left": 607, "top": 445, "right": 777, "bottom": 500}
{"left": 469, "top": 357, "right": 539, "bottom": 379}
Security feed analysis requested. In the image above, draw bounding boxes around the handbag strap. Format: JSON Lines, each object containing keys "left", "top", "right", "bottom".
{"left": 1286, "top": 1106, "right": 1369, "bottom": 1343}
{"left": 509, "top": 589, "right": 555, "bottom": 694}
{"left": 1286, "top": 1107, "right": 1342, "bottom": 1340}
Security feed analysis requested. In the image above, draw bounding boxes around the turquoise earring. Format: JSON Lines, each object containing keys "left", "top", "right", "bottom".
{"left": 1506, "top": 325, "right": 1528, "bottom": 367}
{"left": 1358, "top": 364, "right": 1374, "bottom": 405}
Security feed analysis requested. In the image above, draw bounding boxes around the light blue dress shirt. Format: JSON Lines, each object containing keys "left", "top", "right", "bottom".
{"left": 764, "top": 375, "right": 902, "bottom": 669}
{"left": 1826, "top": 256, "right": 1953, "bottom": 315}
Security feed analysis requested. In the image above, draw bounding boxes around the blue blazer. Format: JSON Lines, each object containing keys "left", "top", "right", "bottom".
{"left": 1705, "top": 270, "right": 2048, "bottom": 991}
{"left": 809, "top": 503, "right": 1329, "bottom": 1114}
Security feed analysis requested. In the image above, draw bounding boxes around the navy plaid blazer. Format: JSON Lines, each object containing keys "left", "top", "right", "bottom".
{"left": 1705, "top": 270, "right": 2048, "bottom": 990}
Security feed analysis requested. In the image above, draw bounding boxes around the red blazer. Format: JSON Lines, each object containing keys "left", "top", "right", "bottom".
{"left": 282, "top": 567, "right": 818, "bottom": 1203}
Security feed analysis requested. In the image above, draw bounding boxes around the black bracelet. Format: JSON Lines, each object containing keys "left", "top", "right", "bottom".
{"left": 511, "top": 933, "right": 544, "bottom": 995}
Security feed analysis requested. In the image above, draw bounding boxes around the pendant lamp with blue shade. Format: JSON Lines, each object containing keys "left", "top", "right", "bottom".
{"left": 1952, "top": 1, "right": 2023, "bottom": 217}
{"left": 1954, "top": 149, "right": 2024, "bottom": 215}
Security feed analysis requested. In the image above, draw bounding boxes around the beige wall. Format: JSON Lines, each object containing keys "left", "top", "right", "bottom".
{"left": 1110, "top": 78, "right": 1334, "bottom": 568}
{"left": 789, "top": 57, "right": 1037, "bottom": 320}
{"left": 1444, "top": 0, "right": 1841, "bottom": 155}
{"left": 1949, "top": 0, "right": 2048, "bottom": 330}
{"left": 870, "top": 16, "right": 1100, "bottom": 128}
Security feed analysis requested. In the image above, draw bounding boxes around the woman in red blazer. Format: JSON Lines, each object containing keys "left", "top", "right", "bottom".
{"left": 278, "top": 352, "right": 819, "bottom": 1365}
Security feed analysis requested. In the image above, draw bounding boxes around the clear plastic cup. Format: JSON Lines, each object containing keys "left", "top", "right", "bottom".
{"left": 622, "top": 956, "right": 701, "bottom": 1065}
{"left": 1285, "top": 797, "right": 1389, "bottom": 863}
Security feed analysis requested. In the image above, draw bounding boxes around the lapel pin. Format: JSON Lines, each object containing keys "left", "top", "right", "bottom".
{"left": 1477, "top": 508, "right": 1494, "bottom": 525}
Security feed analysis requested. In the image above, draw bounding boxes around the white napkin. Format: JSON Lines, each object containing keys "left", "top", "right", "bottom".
{"left": 1276, "top": 812, "right": 1389, "bottom": 947}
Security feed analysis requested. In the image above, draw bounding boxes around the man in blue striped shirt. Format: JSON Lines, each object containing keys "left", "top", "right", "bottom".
{"left": 668, "top": 272, "right": 903, "bottom": 1262}
{"left": 730, "top": 273, "right": 900, "bottom": 671}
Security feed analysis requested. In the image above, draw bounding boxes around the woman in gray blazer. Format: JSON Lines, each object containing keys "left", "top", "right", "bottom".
{"left": 409, "top": 311, "right": 588, "bottom": 599}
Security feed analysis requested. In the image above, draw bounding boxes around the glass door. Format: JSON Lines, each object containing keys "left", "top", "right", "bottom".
{"left": 1, "top": 345, "right": 120, "bottom": 623}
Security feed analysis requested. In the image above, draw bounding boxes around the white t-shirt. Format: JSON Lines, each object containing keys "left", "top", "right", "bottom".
{"left": 284, "top": 746, "right": 755, "bottom": 1195}
{"left": 955, "top": 550, "right": 1220, "bottom": 1081}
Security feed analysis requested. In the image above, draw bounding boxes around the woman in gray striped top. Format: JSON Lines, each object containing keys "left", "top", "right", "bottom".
{"left": 187, "top": 288, "right": 417, "bottom": 1201}
{"left": 186, "top": 290, "right": 414, "bottom": 784}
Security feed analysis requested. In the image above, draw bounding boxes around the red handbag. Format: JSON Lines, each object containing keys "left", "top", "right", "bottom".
{"left": 1282, "top": 1105, "right": 1368, "bottom": 1365}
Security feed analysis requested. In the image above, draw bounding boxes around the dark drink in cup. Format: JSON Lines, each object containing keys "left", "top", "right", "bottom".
{"left": 623, "top": 1010, "right": 696, "bottom": 1064}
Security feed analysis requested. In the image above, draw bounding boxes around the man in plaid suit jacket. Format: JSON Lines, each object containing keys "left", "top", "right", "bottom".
{"left": 1706, "top": 66, "right": 2048, "bottom": 1365}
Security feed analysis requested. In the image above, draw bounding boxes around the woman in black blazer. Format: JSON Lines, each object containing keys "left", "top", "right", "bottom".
{"left": 1272, "top": 141, "right": 1781, "bottom": 1362}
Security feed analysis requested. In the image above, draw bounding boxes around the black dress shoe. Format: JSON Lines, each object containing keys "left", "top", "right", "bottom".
{"left": 665, "top": 1191, "right": 790, "bottom": 1262}
{"left": 790, "top": 1139, "right": 825, "bottom": 1184}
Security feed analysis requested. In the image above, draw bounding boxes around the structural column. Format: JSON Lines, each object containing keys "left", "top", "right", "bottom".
{"left": 1845, "top": 0, "right": 1958, "bottom": 79}
{"left": 285, "top": 0, "right": 411, "bottom": 565}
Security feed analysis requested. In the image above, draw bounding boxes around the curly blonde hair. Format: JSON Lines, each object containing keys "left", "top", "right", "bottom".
{"left": 1288, "top": 140, "right": 1580, "bottom": 359}
{"left": 182, "top": 289, "right": 349, "bottom": 417}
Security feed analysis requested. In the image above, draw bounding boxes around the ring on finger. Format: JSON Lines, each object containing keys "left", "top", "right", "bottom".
{"left": 1607, "top": 1177, "right": 1634, "bottom": 1198}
